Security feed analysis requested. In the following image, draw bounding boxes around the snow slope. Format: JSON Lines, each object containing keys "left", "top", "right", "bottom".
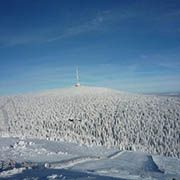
{"left": 0, "top": 86, "right": 180, "bottom": 158}
{"left": 0, "top": 137, "right": 179, "bottom": 180}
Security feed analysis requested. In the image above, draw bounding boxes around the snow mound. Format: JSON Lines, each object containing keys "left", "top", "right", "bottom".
{"left": 0, "top": 86, "right": 180, "bottom": 158}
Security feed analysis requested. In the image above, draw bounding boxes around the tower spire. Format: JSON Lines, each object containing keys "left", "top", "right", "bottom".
{"left": 75, "top": 66, "right": 80, "bottom": 87}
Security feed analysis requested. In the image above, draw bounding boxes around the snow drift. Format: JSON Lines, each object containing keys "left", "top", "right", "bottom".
{"left": 0, "top": 86, "right": 179, "bottom": 158}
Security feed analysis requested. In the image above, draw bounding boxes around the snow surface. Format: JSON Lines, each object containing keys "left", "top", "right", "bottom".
{"left": 0, "top": 86, "right": 180, "bottom": 158}
{"left": 0, "top": 137, "right": 179, "bottom": 180}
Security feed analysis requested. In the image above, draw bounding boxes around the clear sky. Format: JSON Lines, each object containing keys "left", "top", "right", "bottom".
{"left": 0, "top": 0, "right": 180, "bottom": 95}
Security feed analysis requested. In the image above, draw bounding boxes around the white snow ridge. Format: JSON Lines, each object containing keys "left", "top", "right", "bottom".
{"left": 0, "top": 86, "right": 180, "bottom": 179}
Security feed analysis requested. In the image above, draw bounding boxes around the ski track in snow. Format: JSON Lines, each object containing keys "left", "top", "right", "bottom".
{"left": 107, "top": 150, "right": 124, "bottom": 159}
{"left": 48, "top": 156, "right": 101, "bottom": 169}
{"left": 48, "top": 150, "right": 127, "bottom": 169}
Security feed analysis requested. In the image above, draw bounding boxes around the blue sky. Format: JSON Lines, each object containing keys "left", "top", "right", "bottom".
{"left": 0, "top": 0, "right": 180, "bottom": 95}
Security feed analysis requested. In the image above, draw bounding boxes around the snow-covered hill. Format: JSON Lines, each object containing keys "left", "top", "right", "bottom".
{"left": 0, "top": 86, "right": 180, "bottom": 158}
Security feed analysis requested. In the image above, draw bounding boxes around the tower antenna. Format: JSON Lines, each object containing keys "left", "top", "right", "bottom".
{"left": 75, "top": 66, "right": 80, "bottom": 87}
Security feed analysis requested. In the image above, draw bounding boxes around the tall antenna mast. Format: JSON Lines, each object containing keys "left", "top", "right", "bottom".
{"left": 76, "top": 67, "right": 79, "bottom": 83}
{"left": 75, "top": 66, "right": 80, "bottom": 87}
